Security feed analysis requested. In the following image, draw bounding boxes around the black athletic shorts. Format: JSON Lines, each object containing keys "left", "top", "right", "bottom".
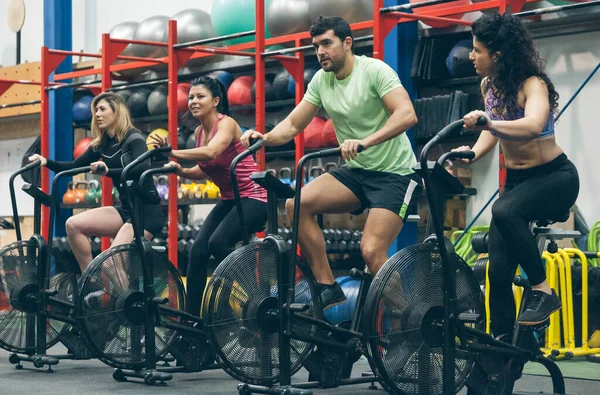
{"left": 115, "top": 204, "right": 165, "bottom": 237}
{"left": 329, "top": 166, "right": 423, "bottom": 218}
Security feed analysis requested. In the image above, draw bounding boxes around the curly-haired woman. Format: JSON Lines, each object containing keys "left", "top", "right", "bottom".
{"left": 452, "top": 12, "right": 579, "bottom": 339}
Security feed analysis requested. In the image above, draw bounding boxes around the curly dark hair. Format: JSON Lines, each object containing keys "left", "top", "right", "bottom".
{"left": 472, "top": 12, "right": 559, "bottom": 117}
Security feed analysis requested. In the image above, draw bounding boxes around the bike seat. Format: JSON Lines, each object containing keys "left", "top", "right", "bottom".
{"left": 250, "top": 171, "right": 295, "bottom": 199}
{"left": 534, "top": 211, "right": 570, "bottom": 228}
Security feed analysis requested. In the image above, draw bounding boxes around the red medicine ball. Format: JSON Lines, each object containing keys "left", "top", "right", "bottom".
{"left": 177, "top": 83, "right": 191, "bottom": 114}
{"left": 73, "top": 137, "right": 93, "bottom": 159}
{"left": 227, "top": 76, "right": 255, "bottom": 106}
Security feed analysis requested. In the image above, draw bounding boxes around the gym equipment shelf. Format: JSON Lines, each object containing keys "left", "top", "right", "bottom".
{"left": 61, "top": 197, "right": 219, "bottom": 209}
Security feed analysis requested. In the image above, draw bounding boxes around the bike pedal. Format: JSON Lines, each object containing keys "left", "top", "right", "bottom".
{"left": 289, "top": 303, "right": 309, "bottom": 312}
{"left": 458, "top": 312, "right": 483, "bottom": 323}
{"left": 520, "top": 319, "right": 550, "bottom": 332}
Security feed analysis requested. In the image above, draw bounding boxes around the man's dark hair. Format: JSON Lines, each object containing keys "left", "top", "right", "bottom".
{"left": 309, "top": 16, "right": 353, "bottom": 50}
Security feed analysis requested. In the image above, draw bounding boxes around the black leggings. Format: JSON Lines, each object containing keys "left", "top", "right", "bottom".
{"left": 488, "top": 154, "right": 579, "bottom": 336}
{"left": 186, "top": 198, "right": 267, "bottom": 316}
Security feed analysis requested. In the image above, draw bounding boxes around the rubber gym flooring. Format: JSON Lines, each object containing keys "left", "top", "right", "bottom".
{"left": 0, "top": 345, "right": 598, "bottom": 394}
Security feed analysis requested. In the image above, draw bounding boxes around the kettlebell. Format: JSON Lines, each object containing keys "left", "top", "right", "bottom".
{"left": 325, "top": 162, "right": 338, "bottom": 173}
{"left": 85, "top": 180, "right": 101, "bottom": 204}
{"left": 279, "top": 167, "right": 293, "bottom": 187}
{"left": 112, "top": 186, "right": 120, "bottom": 203}
{"left": 74, "top": 181, "right": 88, "bottom": 204}
{"left": 291, "top": 166, "right": 308, "bottom": 189}
{"left": 178, "top": 179, "right": 191, "bottom": 200}
{"left": 266, "top": 169, "right": 277, "bottom": 177}
{"left": 190, "top": 182, "right": 203, "bottom": 199}
{"left": 308, "top": 166, "right": 324, "bottom": 183}
{"left": 62, "top": 182, "right": 76, "bottom": 204}
{"left": 203, "top": 180, "right": 221, "bottom": 199}
{"left": 156, "top": 176, "right": 169, "bottom": 200}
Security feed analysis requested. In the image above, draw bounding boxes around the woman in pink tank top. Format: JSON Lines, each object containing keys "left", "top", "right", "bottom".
{"left": 151, "top": 76, "right": 267, "bottom": 316}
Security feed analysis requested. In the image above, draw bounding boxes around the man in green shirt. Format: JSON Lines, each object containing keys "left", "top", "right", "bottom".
{"left": 241, "top": 16, "right": 421, "bottom": 310}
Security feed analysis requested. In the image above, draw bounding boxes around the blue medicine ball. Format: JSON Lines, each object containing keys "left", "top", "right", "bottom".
{"left": 208, "top": 70, "right": 235, "bottom": 91}
{"left": 446, "top": 39, "right": 476, "bottom": 79}
{"left": 72, "top": 96, "right": 93, "bottom": 122}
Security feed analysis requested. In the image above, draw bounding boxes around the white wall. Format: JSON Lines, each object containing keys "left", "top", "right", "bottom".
{"left": 0, "top": 0, "right": 44, "bottom": 66}
{"left": 467, "top": 29, "right": 600, "bottom": 227}
{"left": 538, "top": 31, "right": 600, "bottom": 225}
{"left": 0, "top": 0, "right": 214, "bottom": 66}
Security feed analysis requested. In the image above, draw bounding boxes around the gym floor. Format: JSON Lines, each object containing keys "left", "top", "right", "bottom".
{"left": 0, "top": 345, "right": 597, "bottom": 394}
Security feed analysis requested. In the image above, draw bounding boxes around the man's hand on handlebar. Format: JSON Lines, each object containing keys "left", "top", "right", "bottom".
{"left": 340, "top": 139, "right": 367, "bottom": 161}
{"left": 463, "top": 110, "right": 492, "bottom": 131}
{"left": 240, "top": 129, "right": 264, "bottom": 149}
{"left": 28, "top": 154, "right": 47, "bottom": 166}
{"left": 90, "top": 161, "right": 108, "bottom": 175}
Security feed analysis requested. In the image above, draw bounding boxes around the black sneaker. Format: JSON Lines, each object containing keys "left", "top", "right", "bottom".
{"left": 517, "top": 289, "right": 561, "bottom": 326}
{"left": 318, "top": 282, "right": 347, "bottom": 311}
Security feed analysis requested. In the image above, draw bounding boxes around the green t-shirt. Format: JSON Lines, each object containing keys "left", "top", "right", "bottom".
{"left": 303, "top": 55, "right": 416, "bottom": 175}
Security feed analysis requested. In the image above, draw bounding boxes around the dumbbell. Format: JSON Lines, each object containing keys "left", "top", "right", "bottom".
{"left": 91, "top": 237, "right": 101, "bottom": 254}
{"left": 333, "top": 229, "right": 343, "bottom": 241}
{"left": 325, "top": 239, "right": 333, "bottom": 252}
{"left": 338, "top": 240, "right": 348, "bottom": 252}
{"left": 191, "top": 225, "right": 201, "bottom": 239}
{"left": 348, "top": 240, "right": 356, "bottom": 251}
{"left": 178, "top": 239, "right": 190, "bottom": 264}
{"left": 322, "top": 228, "right": 332, "bottom": 241}
{"left": 351, "top": 230, "right": 361, "bottom": 242}
{"left": 159, "top": 226, "right": 169, "bottom": 239}
{"left": 178, "top": 224, "right": 186, "bottom": 239}
{"left": 342, "top": 229, "right": 352, "bottom": 241}
{"left": 184, "top": 225, "right": 196, "bottom": 240}
{"left": 178, "top": 239, "right": 189, "bottom": 251}
{"left": 332, "top": 240, "right": 339, "bottom": 251}
{"left": 282, "top": 227, "right": 292, "bottom": 241}
{"left": 152, "top": 238, "right": 167, "bottom": 247}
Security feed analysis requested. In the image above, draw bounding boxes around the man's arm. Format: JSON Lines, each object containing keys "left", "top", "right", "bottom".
{"left": 361, "top": 86, "right": 417, "bottom": 148}
{"left": 262, "top": 100, "right": 320, "bottom": 146}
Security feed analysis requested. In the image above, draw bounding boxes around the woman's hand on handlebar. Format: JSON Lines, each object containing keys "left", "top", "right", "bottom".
{"left": 451, "top": 145, "right": 475, "bottom": 163}
{"left": 28, "top": 154, "right": 47, "bottom": 166}
{"left": 90, "top": 161, "right": 108, "bottom": 175}
{"left": 149, "top": 133, "right": 171, "bottom": 152}
{"left": 164, "top": 161, "right": 183, "bottom": 176}
{"left": 340, "top": 139, "right": 367, "bottom": 161}
{"left": 463, "top": 110, "right": 492, "bottom": 131}
{"left": 240, "top": 129, "right": 264, "bottom": 148}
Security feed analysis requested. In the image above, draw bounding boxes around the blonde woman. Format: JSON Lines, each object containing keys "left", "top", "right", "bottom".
{"left": 29, "top": 92, "right": 163, "bottom": 273}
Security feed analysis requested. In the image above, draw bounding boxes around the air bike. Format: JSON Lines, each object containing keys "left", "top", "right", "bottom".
{"left": 201, "top": 119, "right": 568, "bottom": 395}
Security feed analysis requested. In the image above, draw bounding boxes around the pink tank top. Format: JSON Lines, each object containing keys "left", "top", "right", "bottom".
{"left": 196, "top": 114, "right": 267, "bottom": 203}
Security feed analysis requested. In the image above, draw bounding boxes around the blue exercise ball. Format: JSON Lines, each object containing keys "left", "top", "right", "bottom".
{"left": 272, "top": 69, "right": 294, "bottom": 100}
{"left": 323, "top": 276, "right": 361, "bottom": 326}
{"left": 287, "top": 66, "right": 319, "bottom": 96}
{"left": 72, "top": 96, "right": 93, "bottom": 122}
{"left": 208, "top": 70, "right": 235, "bottom": 91}
{"left": 446, "top": 39, "right": 476, "bottom": 78}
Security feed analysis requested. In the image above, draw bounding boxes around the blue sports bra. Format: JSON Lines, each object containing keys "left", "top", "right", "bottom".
{"left": 485, "top": 89, "right": 554, "bottom": 140}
